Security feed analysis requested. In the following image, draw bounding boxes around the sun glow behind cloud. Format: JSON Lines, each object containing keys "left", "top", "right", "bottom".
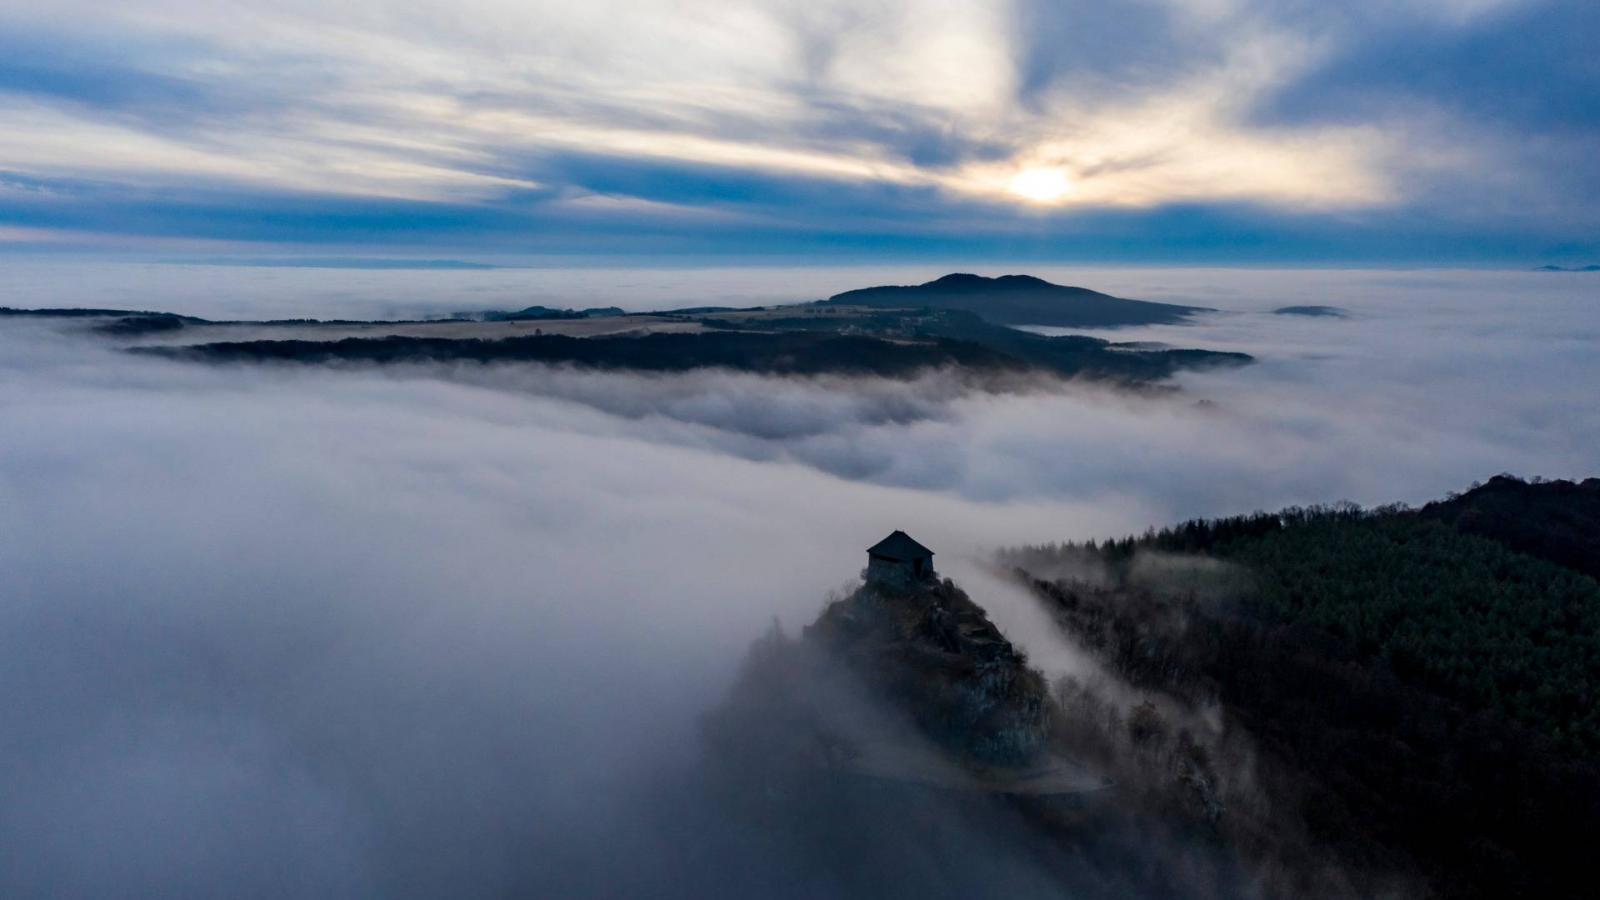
{"left": 1007, "top": 167, "right": 1074, "bottom": 204}
{"left": 0, "top": 0, "right": 1593, "bottom": 254}
{"left": 0, "top": 4, "right": 1382, "bottom": 203}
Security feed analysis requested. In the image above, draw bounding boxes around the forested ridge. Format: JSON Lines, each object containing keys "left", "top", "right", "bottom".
{"left": 1078, "top": 499, "right": 1600, "bottom": 754}
{"left": 1003, "top": 475, "right": 1600, "bottom": 898}
{"left": 145, "top": 323, "right": 1248, "bottom": 383}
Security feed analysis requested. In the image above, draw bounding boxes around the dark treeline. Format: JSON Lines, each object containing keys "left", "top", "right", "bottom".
{"left": 698, "top": 306, "right": 1250, "bottom": 380}
{"left": 1419, "top": 474, "right": 1600, "bottom": 581}
{"left": 1, "top": 306, "right": 203, "bottom": 319}
{"left": 148, "top": 332, "right": 1027, "bottom": 378}
{"left": 145, "top": 326, "right": 1247, "bottom": 383}
{"left": 1062, "top": 474, "right": 1600, "bottom": 581}
{"left": 1003, "top": 475, "right": 1600, "bottom": 899}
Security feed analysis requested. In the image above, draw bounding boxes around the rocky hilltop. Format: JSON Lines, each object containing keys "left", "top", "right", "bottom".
{"left": 703, "top": 535, "right": 1104, "bottom": 797}
{"left": 804, "top": 575, "right": 1050, "bottom": 767}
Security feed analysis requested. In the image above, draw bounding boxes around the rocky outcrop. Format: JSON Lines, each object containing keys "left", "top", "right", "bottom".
{"left": 804, "top": 577, "right": 1051, "bottom": 767}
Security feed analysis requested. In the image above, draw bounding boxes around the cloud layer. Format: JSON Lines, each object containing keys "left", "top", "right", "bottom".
{"left": 1, "top": 1, "right": 1596, "bottom": 260}
{"left": 1, "top": 267, "right": 1597, "bottom": 895}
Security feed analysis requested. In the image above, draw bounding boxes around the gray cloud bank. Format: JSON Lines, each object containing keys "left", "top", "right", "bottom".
{"left": 1, "top": 268, "right": 1596, "bottom": 896}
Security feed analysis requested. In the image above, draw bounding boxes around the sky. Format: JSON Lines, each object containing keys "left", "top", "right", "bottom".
{"left": 1, "top": 0, "right": 1597, "bottom": 263}
{"left": 3, "top": 271, "right": 1598, "bottom": 896}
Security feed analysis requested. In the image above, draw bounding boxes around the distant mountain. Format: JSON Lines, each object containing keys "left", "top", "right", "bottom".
{"left": 8, "top": 302, "right": 1249, "bottom": 384}
{"left": 1273, "top": 305, "right": 1349, "bottom": 318}
{"left": 821, "top": 273, "right": 1208, "bottom": 327}
{"left": 477, "top": 305, "right": 626, "bottom": 321}
{"left": 1534, "top": 264, "right": 1600, "bottom": 272}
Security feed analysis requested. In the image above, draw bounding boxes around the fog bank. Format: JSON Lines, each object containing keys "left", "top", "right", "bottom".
{"left": 1, "top": 268, "right": 1596, "bottom": 896}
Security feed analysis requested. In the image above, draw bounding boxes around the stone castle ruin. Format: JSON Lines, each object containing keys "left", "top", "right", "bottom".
{"left": 865, "top": 530, "right": 935, "bottom": 587}
{"left": 704, "top": 529, "right": 1108, "bottom": 799}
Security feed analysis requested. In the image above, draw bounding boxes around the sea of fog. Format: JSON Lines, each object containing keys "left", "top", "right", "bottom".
{"left": 1, "top": 263, "right": 1597, "bottom": 897}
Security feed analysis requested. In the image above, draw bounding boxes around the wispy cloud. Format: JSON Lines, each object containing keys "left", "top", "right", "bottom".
{"left": 0, "top": 1, "right": 1595, "bottom": 258}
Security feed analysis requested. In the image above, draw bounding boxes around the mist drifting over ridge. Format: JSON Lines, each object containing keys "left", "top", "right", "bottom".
{"left": 2, "top": 267, "right": 1598, "bottom": 896}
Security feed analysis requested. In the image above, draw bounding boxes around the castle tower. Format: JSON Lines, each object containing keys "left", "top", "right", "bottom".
{"left": 866, "top": 530, "right": 935, "bottom": 585}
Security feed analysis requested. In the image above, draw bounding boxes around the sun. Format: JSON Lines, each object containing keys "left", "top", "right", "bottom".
{"left": 1007, "top": 167, "right": 1074, "bottom": 204}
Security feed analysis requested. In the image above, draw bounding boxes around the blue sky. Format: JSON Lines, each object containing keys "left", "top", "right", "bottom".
{"left": 0, "top": 0, "right": 1596, "bottom": 263}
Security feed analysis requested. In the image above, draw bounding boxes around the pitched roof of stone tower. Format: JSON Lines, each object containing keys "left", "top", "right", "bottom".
{"left": 867, "top": 530, "right": 934, "bottom": 561}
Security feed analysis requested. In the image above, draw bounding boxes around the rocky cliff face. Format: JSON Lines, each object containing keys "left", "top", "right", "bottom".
{"left": 704, "top": 572, "right": 1052, "bottom": 779}
{"left": 806, "top": 577, "right": 1051, "bottom": 767}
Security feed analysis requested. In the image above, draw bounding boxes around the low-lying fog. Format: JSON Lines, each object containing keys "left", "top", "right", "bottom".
{"left": 1, "top": 267, "right": 1596, "bottom": 897}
